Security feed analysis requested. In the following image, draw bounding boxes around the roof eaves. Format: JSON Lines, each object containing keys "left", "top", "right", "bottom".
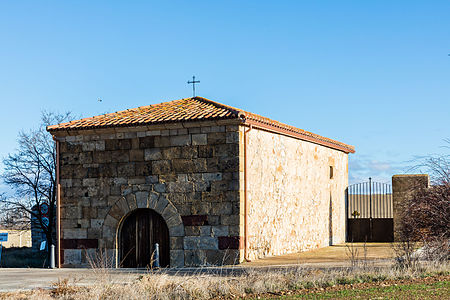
{"left": 241, "top": 117, "right": 355, "bottom": 154}
{"left": 46, "top": 114, "right": 240, "bottom": 133}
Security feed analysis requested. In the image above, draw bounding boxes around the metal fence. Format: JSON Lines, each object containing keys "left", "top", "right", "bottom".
{"left": 347, "top": 178, "right": 393, "bottom": 219}
{"left": 346, "top": 178, "right": 394, "bottom": 242}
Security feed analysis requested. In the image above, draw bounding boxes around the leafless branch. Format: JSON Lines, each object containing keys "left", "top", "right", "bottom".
{"left": 0, "top": 111, "right": 74, "bottom": 255}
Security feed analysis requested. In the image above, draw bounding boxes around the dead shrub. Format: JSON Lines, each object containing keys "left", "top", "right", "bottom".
{"left": 0, "top": 262, "right": 449, "bottom": 299}
{"left": 397, "top": 146, "right": 450, "bottom": 267}
{"left": 50, "top": 278, "right": 84, "bottom": 297}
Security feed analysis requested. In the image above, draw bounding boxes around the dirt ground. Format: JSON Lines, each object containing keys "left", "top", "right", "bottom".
{"left": 242, "top": 243, "right": 395, "bottom": 266}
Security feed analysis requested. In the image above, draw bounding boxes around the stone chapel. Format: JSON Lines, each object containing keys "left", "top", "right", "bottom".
{"left": 47, "top": 97, "right": 355, "bottom": 267}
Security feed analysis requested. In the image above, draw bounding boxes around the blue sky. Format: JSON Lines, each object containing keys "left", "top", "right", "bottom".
{"left": 0, "top": 1, "right": 449, "bottom": 193}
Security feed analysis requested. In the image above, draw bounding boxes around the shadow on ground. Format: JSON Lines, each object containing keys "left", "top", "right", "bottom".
{"left": 0, "top": 247, "right": 47, "bottom": 268}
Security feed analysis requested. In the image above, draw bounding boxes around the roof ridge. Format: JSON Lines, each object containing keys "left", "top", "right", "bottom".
{"left": 135, "top": 97, "right": 192, "bottom": 111}
{"left": 193, "top": 97, "right": 243, "bottom": 116}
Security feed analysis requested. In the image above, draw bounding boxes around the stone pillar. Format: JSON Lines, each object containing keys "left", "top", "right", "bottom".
{"left": 392, "top": 174, "right": 429, "bottom": 241}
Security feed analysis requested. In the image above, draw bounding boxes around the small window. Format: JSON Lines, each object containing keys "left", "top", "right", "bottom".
{"left": 330, "top": 166, "right": 334, "bottom": 179}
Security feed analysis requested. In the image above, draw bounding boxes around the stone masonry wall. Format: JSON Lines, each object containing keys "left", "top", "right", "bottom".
{"left": 244, "top": 126, "right": 348, "bottom": 260}
{"left": 55, "top": 120, "right": 241, "bottom": 267}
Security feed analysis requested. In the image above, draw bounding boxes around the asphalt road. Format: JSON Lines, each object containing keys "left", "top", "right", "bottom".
{"left": 0, "top": 243, "right": 395, "bottom": 292}
{"left": 0, "top": 262, "right": 394, "bottom": 292}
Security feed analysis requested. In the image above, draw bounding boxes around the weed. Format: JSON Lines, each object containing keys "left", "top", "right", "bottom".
{"left": 0, "top": 260, "right": 448, "bottom": 299}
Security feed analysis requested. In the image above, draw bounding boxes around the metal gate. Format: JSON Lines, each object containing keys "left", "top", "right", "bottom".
{"left": 346, "top": 178, "right": 393, "bottom": 242}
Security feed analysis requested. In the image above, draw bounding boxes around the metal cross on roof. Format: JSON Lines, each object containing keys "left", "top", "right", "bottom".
{"left": 187, "top": 76, "right": 200, "bottom": 97}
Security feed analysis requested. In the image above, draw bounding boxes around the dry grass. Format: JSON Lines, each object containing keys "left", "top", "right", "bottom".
{"left": 0, "top": 261, "right": 448, "bottom": 300}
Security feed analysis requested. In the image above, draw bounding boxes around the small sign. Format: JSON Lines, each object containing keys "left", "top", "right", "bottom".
{"left": 42, "top": 217, "right": 50, "bottom": 227}
{"left": 40, "top": 203, "right": 49, "bottom": 215}
{"left": 40, "top": 241, "right": 46, "bottom": 251}
{"left": 0, "top": 233, "right": 8, "bottom": 242}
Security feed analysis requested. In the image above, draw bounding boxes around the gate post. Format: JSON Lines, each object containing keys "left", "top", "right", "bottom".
{"left": 392, "top": 174, "right": 429, "bottom": 241}
{"left": 153, "top": 243, "right": 160, "bottom": 269}
{"left": 50, "top": 244, "right": 56, "bottom": 269}
{"left": 369, "top": 177, "right": 373, "bottom": 241}
{"left": 345, "top": 187, "right": 349, "bottom": 242}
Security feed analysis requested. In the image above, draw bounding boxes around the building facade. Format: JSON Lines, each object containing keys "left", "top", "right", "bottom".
{"left": 47, "top": 97, "right": 354, "bottom": 267}
{"left": 0, "top": 229, "right": 31, "bottom": 248}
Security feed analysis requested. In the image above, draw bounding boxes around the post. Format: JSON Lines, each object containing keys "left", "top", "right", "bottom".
{"left": 50, "top": 244, "right": 55, "bottom": 269}
{"left": 153, "top": 243, "right": 160, "bottom": 269}
{"left": 345, "top": 187, "right": 349, "bottom": 242}
{"left": 0, "top": 241, "right": 2, "bottom": 265}
{"left": 55, "top": 139, "right": 61, "bottom": 268}
{"left": 392, "top": 174, "right": 429, "bottom": 241}
{"left": 369, "top": 177, "right": 373, "bottom": 241}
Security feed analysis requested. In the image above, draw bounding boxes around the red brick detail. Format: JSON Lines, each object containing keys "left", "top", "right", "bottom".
{"left": 218, "top": 236, "right": 243, "bottom": 250}
{"left": 61, "top": 239, "right": 98, "bottom": 249}
{"left": 181, "top": 215, "right": 208, "bottom": 226}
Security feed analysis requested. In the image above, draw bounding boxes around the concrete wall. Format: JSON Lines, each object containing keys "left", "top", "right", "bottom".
{"left": 56, "top": 120, "right": 241, "bottom": 267}
{"left": 0, "top": 230, "right": 31, "bottom": 248}
{"left": 243, "top": 126, "right": 348, "bottom": 260}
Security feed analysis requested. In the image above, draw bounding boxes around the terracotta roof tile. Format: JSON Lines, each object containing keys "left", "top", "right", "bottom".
{"left": 47, "top": 97, "right": 355, "bottom": 153}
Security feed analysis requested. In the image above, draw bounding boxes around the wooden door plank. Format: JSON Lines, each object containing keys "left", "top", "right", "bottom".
{"left": 120, "top": 209, "right": 171, "bottom": 268}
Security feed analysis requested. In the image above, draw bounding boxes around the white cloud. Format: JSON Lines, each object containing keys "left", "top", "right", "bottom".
{"left": 348, "top": 155, "right": 409, "bottom": 185}
{"left": 369, "top": 160, "right": 391, "bottom": 171}
{"left": 348, "top": 159, "right": 364, "bottom": 171}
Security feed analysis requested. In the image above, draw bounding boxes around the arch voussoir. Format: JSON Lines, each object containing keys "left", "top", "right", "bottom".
{"left": 108, "top": 203, "right": 125, "bottom": 221}
{"left": 136, "top": 191, "right": 149, "bottom": 208}
{"left": 104, "top": 214, "right": 118, "bottom": 229}
{"left": 125, "top": 193, "right": 137, "bottom": 211}
{"left": 162, "top": 203, "right": 178, "bottom": 223}
{"left": 116, "top": 197, "right": 131, "bottom": 215}
{"left": 166, "top": 214, "right": 182, "bottom": 230}
{"left": 155, "top": 195, "right": 168, "bottom": 215}
{"left": 147, "top": 192, "right": 159, "bottom": 209}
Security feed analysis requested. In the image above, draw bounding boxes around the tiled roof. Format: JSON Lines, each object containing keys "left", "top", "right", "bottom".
{"left": 47, "top": 97, "right": 355, "bottom": 153}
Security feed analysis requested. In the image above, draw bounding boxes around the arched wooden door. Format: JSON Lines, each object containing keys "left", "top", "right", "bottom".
{"left": 120, "top": 209, "right": 170, "bottom": 268}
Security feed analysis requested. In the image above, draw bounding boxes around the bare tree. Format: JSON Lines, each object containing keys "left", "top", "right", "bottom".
{"left": 1, "top": 111, "right": 72, "bottom": 261}
{"left": 0, "top": 197, "right": 30, "bottom": 230}
{"left": 412, "top": 139, "right": 450, "bottom": 185}
{"left": 410, "top": 140, "right": 449, "bottom": 241}
{"left": 396, "top": 139, "right": 450, "bottom": 264}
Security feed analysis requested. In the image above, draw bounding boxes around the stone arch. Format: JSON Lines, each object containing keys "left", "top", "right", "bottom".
{"left": 101, "top": 190, "right": 185, "bottom": 268}
{"left": 119, "top": 208, "right": 170, "bottom": 268}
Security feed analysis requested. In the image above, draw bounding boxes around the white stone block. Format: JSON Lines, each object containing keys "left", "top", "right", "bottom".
{"left": 64, "top": 249, "right": 82, "bottom": 265}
